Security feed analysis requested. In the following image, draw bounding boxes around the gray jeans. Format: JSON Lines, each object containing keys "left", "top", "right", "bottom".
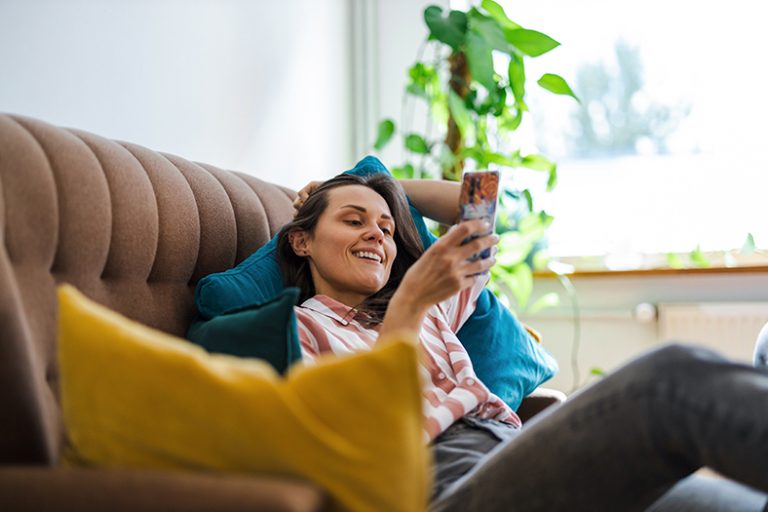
{"left": 430, "top": 343, "right": 768, "bottom": 512}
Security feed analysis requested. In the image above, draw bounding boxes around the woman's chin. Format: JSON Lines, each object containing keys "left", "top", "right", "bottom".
{"left": 355, "top": 280, "right": 386, "bottom": 297}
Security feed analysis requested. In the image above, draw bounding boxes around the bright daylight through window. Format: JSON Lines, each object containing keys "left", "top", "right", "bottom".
{"left": 453, "top": 0, "right": 768, "bottom": 271}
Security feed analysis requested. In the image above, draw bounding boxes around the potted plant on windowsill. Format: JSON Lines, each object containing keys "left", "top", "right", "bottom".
{"left": 372, "top": 0, "right": 578, "bottom": 313}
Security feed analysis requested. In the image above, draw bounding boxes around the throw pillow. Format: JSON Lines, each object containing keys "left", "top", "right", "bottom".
{"left": 58, "top": 285, "right": 429, "bottom": 512}
{"left": 457, "top": 291, "right": 558, "bottom": 410}
{"left": 193, "top": 155, "right": 559, "bottom": 410}
{"left": 186, "top": 288, "right": 302, "bottom": 375}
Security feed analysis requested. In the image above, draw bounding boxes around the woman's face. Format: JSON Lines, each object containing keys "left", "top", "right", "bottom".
{"left": 292, "top": 185, "right": 397, "bottom": 307}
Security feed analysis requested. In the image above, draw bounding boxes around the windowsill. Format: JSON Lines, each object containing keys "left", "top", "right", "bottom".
{"left": 535, "top": 265, "right": 768, "bottom": 278}
{"left": 534, "top": 251, "right": 768, "bottom": 278}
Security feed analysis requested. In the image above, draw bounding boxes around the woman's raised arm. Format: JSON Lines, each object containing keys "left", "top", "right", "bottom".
{"left": 293, "top": 178, "right": 461, "bottom": 225}
{"left": 399, "top": 179, "right": 461, "bottom": 226}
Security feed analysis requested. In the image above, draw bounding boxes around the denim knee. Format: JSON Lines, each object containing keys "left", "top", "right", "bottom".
{"left": 628, "top": 343, "right": 724, "bottom": 382}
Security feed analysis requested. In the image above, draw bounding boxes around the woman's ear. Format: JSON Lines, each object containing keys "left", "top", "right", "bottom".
{"left": 288, "top": 230, "right": 311, "bottom": 257}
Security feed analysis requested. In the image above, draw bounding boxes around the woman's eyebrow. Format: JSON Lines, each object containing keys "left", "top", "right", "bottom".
{"left": 340, "top": 204, "right": 393, "bottom": 221}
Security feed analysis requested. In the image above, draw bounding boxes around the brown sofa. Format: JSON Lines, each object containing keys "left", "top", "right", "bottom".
{"left": 0, "top": 114, "right": 559, "bottom": 511}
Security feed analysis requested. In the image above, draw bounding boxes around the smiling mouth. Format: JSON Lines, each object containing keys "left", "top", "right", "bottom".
{"left": 352, "top": 250, "right": 383, "bottom": 264}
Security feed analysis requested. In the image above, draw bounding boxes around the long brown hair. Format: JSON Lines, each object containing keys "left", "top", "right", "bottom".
{"left": 277, "top": 173, "right": 424, "bottom": 323}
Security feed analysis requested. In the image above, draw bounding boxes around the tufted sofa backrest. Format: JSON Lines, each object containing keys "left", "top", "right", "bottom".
{"left": 0, "top": 114, "right": 296, "bottom": 465}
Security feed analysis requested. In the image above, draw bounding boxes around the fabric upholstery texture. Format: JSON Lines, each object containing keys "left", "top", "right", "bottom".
{"left": 58, "top": 284, "right": 429, "bottom": 512}
{"left": 187, "top": 288, "right": 303, "bottom": 374}
{"left": 0, "top": 113, "right": 295, "bottom": 466}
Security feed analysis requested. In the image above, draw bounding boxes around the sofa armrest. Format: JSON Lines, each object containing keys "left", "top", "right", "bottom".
{"left": 516, "top": 387, "right": 567, "bottom": 424}
{"left": 0, "top": 467, "right": 327, "bottom": 512}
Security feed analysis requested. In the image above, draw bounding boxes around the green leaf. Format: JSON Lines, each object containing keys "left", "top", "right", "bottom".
{"left": 497, "top": 231, "right": 533, "bottom": 267}
{"left": 468, "top": 9, "right": 512, "bottom": 52}
{"left": 666, "top": 252, "right": 685, "bottom": 269}
{"left": 481, "top": 0, "right": 520, "bottom": 30}
{"left": 406, "top": 82, "right": 427, "bottom": 99}
{"left": 528, "top": 292, "right": 560, "bottom": 314}
{"left": 466, "top": 30, "right": 495, "bottom": 91}
{"left": 484, "top": 151, "right": 518, "bottom": 167}
{"left": 430, "top": 93, "right": 449, "bottom": 125}
{"left": 500, "top": 109, "right": 523, "bottom": 132}
{"left": 447, "top": 90, "right": 475, "bottom": 142}
{"left": 391, "top": 163, "right": 415, "bottom": 179}
{"left": 537, "top": 73, "right": 580, "bottom": 102}
{"left": 504, "top": 28, "right": 560, "bottom": 57}
{"left": 407, "top": 63, "right": 437, "bottom": 100}
{"left": 508, "top": 53, "right": 526, "bottom": 106}
{"left": 501, "top": 263, "right": 533, "bottom": 309}
{"left": 516, "top": 212, "right": 553, "bottom": 243}
{"left": 546, "top": 164, "right": 558, "bottom": 191}
{"left": 424, "top": 6, "right": 467, "bottom": 51}
{"left": 690, "top": 246, "right": 711, "bottom": 268}
{"left": 522, "top": 189, "right": 533, "bottom": 212}
{"left": 521, "top": 153, "right": 555, "bottom": 172}
{"left": 590, "top": 367, "right": 606, "bottom": 377}
{"left": 404, "top": 133, "right": 430, "bottom": 154}
{"left": 373, "top": 119, "right": 395, "bottom": 150}
{"left": 742, "top": 233, "right": 756, "bottom": 254}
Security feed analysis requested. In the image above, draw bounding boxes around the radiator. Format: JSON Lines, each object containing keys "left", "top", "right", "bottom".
{"left": 657, "top": 302, "right": 768, "bottom": 363}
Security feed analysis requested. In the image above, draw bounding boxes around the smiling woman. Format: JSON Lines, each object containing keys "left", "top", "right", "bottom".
{"left": 288, "top": 185, "right": 399, "bottom": 306}
{"left": 273, "top": 170, "right": 768, "bottom": 511}
{"left": 277, "top": 173, "right": 425, "bottom": 319}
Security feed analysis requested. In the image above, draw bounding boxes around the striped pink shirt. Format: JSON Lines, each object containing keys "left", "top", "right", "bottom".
{"left": 294, "top": 276, "right": 522, "bottom": 442}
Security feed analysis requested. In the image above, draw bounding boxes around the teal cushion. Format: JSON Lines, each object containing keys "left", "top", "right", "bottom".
{"left": 192, "top": 155, "right": 558, "bottom": 408}
{"left": 187, "top": 288, "right": 302, "bottom": 374}
{"left": 457, "top": 290, "right": 558, "bottom": 410}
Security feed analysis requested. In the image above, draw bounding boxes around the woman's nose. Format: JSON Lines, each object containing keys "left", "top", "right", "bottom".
{"left": 363, "top": 227, "right": 384, "bottom": 243}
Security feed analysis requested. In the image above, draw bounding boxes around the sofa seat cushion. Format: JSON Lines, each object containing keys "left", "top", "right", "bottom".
{"left": 57, "top": 285, "right": 429, "bottom": 512}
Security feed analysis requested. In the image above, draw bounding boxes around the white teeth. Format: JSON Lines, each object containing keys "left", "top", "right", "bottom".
{"left": 353, "top": 251, "right": 382, "bottom": 263}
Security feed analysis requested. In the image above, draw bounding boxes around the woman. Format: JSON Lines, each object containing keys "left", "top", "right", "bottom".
{"left": 277, "top": 172, "right": 768, "bottom": 511}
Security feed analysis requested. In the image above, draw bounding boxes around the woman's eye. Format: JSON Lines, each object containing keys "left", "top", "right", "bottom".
{"left": 381, "top": 227, "right": 392, "bottom": 235}
{"left": 345, "top": 219, "right": 362, "bottom": 226}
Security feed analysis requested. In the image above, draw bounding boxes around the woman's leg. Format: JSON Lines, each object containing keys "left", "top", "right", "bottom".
{"left": 430, "top": 343, "right": 768, "bottom": 512}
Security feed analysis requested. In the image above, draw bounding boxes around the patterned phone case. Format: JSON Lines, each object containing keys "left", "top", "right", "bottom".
{"left": 459, "top": 170, "right": 499, "bottom": 260}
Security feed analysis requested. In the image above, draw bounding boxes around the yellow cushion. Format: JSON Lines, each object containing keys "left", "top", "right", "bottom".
{"left": 57, "top": 285, "right": 429, "bottom": 512}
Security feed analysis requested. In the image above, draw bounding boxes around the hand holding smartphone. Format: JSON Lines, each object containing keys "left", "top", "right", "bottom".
{"left": 458, "top": 170, "right": 500, "bottom": 261}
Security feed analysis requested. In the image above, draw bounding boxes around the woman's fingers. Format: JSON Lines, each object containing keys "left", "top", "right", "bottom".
{"left": 459, "top": 251, "right": 496, "bottom": 277}
{"left": 293, "top": 181, "right": 323, "bottom": 210}
{"left": 455, "top": 232, "right": 499, "bottom": 262}
{"left": 441, "top": 220, "right": 489, "bottom": 246}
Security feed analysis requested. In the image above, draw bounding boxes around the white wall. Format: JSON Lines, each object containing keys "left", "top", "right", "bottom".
{"left": 523, "top": 272, "right": 768, "bottom": 394}
{"left": 347, "top": 0, "right": 448, "bottom": 165}
{"left": 0, "top": 0, "right": 352, "bottom": 190}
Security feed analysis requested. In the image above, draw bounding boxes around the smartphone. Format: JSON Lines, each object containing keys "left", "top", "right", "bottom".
{"left": 458, "top": 170, "right": 500, "bottom": 260}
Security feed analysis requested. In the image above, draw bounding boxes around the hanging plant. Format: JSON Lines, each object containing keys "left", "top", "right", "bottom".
{"left": 373, "top": 0, "right": 579, "bottom": 311}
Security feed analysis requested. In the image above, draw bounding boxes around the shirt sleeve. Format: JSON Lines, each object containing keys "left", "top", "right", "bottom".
{"left": 294, "top": 308, "right": 319, "bottom": 364}
{"left": 438, "top": 272, "right": 490, "bottom": 332}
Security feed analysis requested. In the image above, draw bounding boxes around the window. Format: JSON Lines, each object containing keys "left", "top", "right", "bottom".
{"left": 454, "top": 0, "right": 768, "bottom": 271}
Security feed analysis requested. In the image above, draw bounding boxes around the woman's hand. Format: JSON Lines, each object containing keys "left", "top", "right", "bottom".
{"left": 379, "top": 220, "right": 497, "bottom": 339}
{"left": 398, "top": 220, "right": 497, "bottom": 309}
{"left": 292, "top": 180, "right": 323, "bottom": 214}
